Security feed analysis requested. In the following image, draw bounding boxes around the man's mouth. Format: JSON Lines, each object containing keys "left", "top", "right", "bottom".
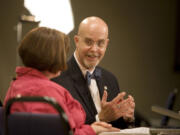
{"left": 86, "top": 54, "right": 99, "bottom": 60}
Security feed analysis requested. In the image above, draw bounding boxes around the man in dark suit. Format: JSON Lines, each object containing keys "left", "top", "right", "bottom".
{"left": 52, "top": 16, "right": 135, "bottom": 128}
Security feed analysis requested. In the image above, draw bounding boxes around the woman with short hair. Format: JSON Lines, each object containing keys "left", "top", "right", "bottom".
{"left": 4, "top": 27, "right": 119, "bottom": 135}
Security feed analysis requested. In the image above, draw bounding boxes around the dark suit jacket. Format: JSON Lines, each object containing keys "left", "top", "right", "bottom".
{"left": 52, "top": 56, "right": 132, "bottom": 128}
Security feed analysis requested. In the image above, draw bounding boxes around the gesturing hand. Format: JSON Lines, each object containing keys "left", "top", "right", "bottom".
{"left": 98, "top": 90, "right": 135, "bottom": 123}
{"left": 98, "top": 90, "right": 126, "bottom": 122}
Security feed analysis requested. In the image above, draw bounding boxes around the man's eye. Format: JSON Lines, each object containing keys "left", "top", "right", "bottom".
{"left": 85, "top": 39, "right": 93, "bottom": 45}
{"left": 98, "top": 41, "right": 105, "bottom": 47}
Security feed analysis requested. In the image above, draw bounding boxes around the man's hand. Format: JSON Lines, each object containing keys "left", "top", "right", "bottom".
{"left": 98, "top": 90, "right": 135, "bottom": 123}
{"left": 98, "top": 90, "right": 126, "bottom": 122}
{"left": 122, "top": 95, "right": 135, "bottom": 122}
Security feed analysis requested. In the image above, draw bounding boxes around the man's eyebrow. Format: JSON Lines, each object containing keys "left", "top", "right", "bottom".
{"left": 84, "top": 37, "right": 92, "bottom": 40}
{"left": 84, "top": 37, "right": 91, "bottom": 39}
{"left": 84, "top": 37, "right": 105, "bottom": 41}
{"left": 98, "top": 39, "right": 106, "bottom": 42}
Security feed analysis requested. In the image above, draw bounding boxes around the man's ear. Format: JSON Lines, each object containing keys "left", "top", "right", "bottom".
{"left": 106, "top": 38, "right": 109, "bottom": 46}
{"left": 74, "top": 35, "right": 80, "bottom": 48}
{"left": 74, "top": 35, "right": 79, "bottom": 44}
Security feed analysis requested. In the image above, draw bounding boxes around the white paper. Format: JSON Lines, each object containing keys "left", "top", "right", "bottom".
{"left": 99, "top": 127, "right": 150, "bottom": 135}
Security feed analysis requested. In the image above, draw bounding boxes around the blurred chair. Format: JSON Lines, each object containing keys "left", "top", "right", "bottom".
{"left": 4, "top": 96, "right": 72, "bottom": 135}
{"left": 0, "top": 106, "right": 3, "bottom": 135}
{"left": 160, "top": 88, "right": 178, "bottom": 127}
{"left": 0, "top": 100, "right": 2, "bottom": 107}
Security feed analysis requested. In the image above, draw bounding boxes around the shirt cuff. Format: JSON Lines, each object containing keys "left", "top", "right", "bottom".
{"left": 95, "top": 114, "right": 100, "bottom": 122}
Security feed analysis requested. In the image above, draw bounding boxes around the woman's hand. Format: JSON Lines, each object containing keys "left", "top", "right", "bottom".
{"left": 91, "top": 121, "right": 120, "bottom": 134}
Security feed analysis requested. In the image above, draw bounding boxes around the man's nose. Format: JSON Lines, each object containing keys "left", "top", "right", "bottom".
{"left": 90, "top": 43, "right": 98, "bottom": 51}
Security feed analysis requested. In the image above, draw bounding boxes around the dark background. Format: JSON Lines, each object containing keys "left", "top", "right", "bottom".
{"left": 175, "top": 0, "right": 180, "bottom": 71}
{"left": 0, "top": 0, "right": 180, "bottom": 126}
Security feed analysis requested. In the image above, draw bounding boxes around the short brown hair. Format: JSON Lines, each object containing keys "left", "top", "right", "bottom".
{"left": 18, "top": 27, "right": 69, "bottom": 73}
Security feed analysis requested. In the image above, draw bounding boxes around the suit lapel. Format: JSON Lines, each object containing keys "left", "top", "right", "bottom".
{"left": 68, "top": 56, "right": 97, "bottom": 116}
{"left": 95, "top": 67, "right": 104, "bottom": 100}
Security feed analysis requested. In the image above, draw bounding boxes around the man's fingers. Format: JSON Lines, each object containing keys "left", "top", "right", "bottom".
{"left": 128, "top": 95, "right": 134, "bottom": 102}
{"left": 102, "top": 90, "right": 108, "bottom": 103}
{"left": 131, "top": 101, "right": 135, "bottom": 108}
{"left": 112, "top": 92, "right": 126, "bottom": 103}
{"left": 126, "top": 96, "right": 135, "bottom": 108}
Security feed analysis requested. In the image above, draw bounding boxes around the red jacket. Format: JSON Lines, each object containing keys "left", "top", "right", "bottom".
{"left": 4, "top": 67, "right": 95, "bottom": 135}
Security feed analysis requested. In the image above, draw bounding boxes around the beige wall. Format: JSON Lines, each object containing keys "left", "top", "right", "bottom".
{"left": 70, "top": 0, "right": 180, "bottom": 121}
{"left": 0, "top": 0, "right": 180, "bottom": 125}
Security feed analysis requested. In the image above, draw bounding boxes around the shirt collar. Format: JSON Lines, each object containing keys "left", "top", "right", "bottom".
{"left": 16, "top": 66, "right": 49, "bottom": 80}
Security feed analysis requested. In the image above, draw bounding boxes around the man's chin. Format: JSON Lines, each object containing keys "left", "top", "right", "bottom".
{"left": 85, "top": 62, "right": 99, "bottom": 70}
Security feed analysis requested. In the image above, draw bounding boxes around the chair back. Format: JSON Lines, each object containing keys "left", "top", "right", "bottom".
{"left": 160, "top": 88, "right": 178, "bottom": 127}
{"left": 4, "top": 96, "right": 72, "bottom": 135}
{"left": 0, "top": 100, "right": 2, "bottom": 107}
{"left": 0, "top": 107, "right": 3, "bottom": 135}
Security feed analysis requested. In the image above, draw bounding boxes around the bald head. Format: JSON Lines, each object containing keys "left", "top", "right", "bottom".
{"left": 74, "top": 16, "right": 109, "bottom": 70}
{"left": 77, "top": 16, "right": 109, "bottom": 38}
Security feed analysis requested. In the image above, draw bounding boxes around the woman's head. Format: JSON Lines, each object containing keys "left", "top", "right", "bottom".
{"left": 18, "top": 27, "right": 69, "bottom": 73}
